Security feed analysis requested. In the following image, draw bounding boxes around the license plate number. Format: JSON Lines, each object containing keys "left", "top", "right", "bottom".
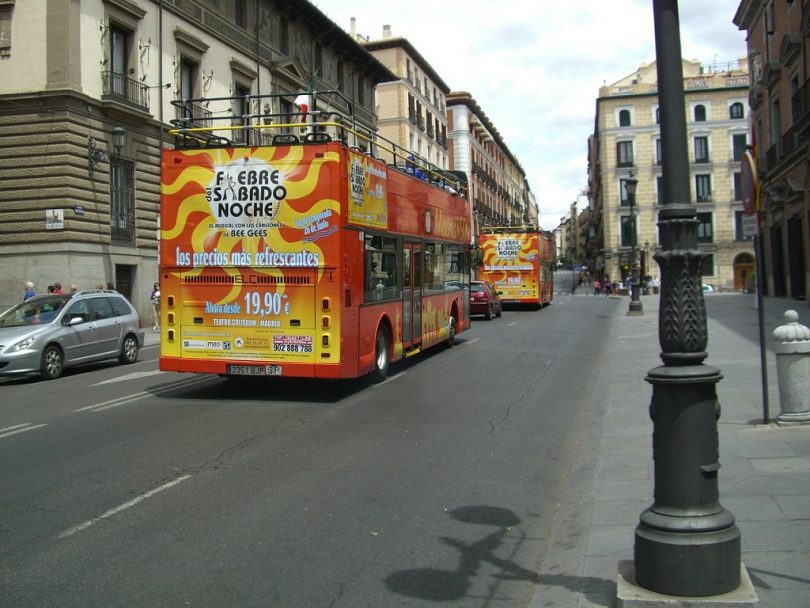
{"left": 227, "top": 365, "right": 282, "bottom": 376}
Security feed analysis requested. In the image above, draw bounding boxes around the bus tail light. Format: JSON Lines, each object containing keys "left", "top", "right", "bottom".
{"left": 322, "top": 316, "right": 330, "bottom": 329}
{"left": 167, "top": 312, "right": 175, "bottom": 324}
{"left": 322, "top": 297, "right": 330, "bottom": 311}
{"left": 167, "top": 295, "right": 175, "bottom": 307}
{"left": 167, "top": 329, "right": 175, "bottom": 341}
{"left": 322, "top": 334, "right": 330, "bottom": 347}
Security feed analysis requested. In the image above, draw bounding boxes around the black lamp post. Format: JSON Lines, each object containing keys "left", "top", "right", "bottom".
{"left": 632, "top": 0, "right": 741, "bottom": 596}
{"left": 625, "top": 174, "right": 642, "bottom": 315}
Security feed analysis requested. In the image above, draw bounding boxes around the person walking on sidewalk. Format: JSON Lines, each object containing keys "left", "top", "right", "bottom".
{"left": 150, "top": 282, "right": 160, "bottom": 331}
{"left": 593, "top": 279, "right": 601, "bottom": 296}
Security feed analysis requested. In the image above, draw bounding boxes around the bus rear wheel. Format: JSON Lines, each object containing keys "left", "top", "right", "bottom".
{"left": 369, "top": 326, "right": 390, "bottom": 383}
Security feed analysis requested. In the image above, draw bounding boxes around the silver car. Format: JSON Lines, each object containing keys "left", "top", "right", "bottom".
{"left": 0, "top": 290, "right": 145, "bottom": 380}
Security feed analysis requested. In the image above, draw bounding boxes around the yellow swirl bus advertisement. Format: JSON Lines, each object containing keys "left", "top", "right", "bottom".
{"left": 479, "top": 231, "right": 541, "bottom": 304}
{"left": 159, "top": 144, "right": 342, "bottom": 372}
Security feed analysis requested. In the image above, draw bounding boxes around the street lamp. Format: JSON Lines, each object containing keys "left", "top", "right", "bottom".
{"left": 625, "top": 174, "right": 642, "bottom": 315}
{"left": 630, "top": 0, "right": 742, "bottom": 597}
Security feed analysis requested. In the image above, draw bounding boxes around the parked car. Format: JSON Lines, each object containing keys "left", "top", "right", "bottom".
{"left": 702, "top": 283, "right": 715, "bottom": 293}
{"left": 0, "top": 290, "right": 145, "bottom": 380}
{"left": 470, "top": 280, "right": 502, "bottom": 320}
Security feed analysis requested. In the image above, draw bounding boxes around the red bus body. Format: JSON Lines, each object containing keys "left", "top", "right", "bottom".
{"left": 159, "top": 138, "right": 471, "bottom": 380}
{"left": 478, "top": 228, "right": 554, "bottom": 307}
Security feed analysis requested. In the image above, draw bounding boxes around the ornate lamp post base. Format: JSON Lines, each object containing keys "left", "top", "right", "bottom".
{"left": 634, "top": 363, "right": 741, "bottom": 595}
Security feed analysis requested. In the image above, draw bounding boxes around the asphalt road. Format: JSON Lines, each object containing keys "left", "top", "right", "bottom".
{"left": 0, "top": 286, "right": 618, "bottom": 607}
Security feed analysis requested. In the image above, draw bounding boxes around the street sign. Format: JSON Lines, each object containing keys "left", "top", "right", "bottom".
{"left": 742, "top": 214, "right": 758, "bottom": 238}
{"left": 740, "top": 150, "right": 759, "bottom": 216}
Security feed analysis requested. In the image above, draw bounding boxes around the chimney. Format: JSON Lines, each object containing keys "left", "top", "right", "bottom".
{"left": 383, "top": 25, "right": 392, "bottom": 39}
{"left": 350, "top": 17, "right": 357, "bottom": 40}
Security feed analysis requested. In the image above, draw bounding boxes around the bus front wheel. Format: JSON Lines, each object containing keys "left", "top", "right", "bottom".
{"left": 369, "top": 326, "right": 390, "bottom": 383}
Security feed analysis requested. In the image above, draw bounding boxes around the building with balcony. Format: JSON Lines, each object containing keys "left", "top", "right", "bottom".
{"left": 446, "top": 91, "right": 534, "bottom": 238}
{"left": 589, "top": 58, "right": 755, "bottom": 289}
{"left": 357, "top": 23, "right": 450, "bottom": 172}
{"left": 0, "top": 0, "right": 392, "bottom": 314}
{"left": 734, "top": 0, "right": 809, "bottom": 300}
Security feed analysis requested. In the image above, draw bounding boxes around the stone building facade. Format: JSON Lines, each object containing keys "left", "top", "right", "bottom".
{"left": 446, "top": 91, "right": 533, "bottom": 239}
{"left": 735, "top": 0, "right": 810, "bottom": 301}
{"left": 590, "top": 59, "right": 755, "bottom": 290}
{"left": 0, "top": 0, "right": 391, "bottom": 314}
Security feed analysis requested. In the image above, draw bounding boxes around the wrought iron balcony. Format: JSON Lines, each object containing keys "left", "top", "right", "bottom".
{"left": 101, "top": 71, "right": 149, "bottom": 111}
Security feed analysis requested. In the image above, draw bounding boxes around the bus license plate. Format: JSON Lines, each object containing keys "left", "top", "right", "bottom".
{"left": 227, "top": 365, "right": 282, "bottom": 376}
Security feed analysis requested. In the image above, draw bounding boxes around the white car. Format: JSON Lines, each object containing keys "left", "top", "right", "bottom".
{"left": 702, "top": 284, "right": 715, "bottom": 293}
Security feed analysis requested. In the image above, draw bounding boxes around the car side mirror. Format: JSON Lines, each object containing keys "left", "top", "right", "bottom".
{"left": 68, "top": 316, "right": 85, "bottom": 326}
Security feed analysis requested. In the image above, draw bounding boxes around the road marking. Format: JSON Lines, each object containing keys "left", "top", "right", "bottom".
{"left": 369, "top": 371, "right": 405, "bottom": 386}
{"left": 91, "top": 370, "right": 168, "bottom": 386}
{"left": 464, "top": 337, "right": 481, "bottom": 346}
{"left": 58, "top": 474, "right": 192, "bottom": 539}
{"left": 508, "top": 321, "right": 518, "bottom": 327}
{"left": 76, "top": 376, "right": 213, "bottom": 413}
{"left": 0, "top": 423, "right": 47, "bottom": 440}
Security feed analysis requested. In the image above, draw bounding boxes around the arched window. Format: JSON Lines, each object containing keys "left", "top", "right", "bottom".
{"left": 729, "top": 102, "right": 744, "bottom": 119}
{"left": 619, "top": 109, "right": 631, "bottom": 127}
{"left": 694, "top": 104, "right": 706, "bottom": 121}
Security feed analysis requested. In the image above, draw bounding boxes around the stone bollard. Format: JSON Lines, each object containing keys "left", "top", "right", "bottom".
{"left": 772, "top": 310, "right": 810, "bottom": 426}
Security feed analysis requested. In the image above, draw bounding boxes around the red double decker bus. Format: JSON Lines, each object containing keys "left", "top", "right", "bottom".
{"left": 478, "top": 227, "right": 554, "bottom": 308}
{"left": 159, "top": 91, "right": 471, "bottom": 381}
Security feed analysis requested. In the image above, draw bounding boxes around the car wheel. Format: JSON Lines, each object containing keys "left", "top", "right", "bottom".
{"left": 119, "top": 334, "right": 140, "bottom": 364}
{"left": 485, "top": 305, "right": 492, "bottom": 320}
{"left": 40, "top": 345, "right": 64, "bottom": 380}
{"left": 495, "top": 305, "right": 502, "bottom": 318}
{"left": 369, "top": 326, "right": 390, "bottom": 383}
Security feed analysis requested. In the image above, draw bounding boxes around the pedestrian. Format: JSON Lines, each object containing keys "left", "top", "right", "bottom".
{"left": 53, "top": 281, "right": 63, "bottom": 294}
{"left": 47, "top": 285, "right": 55, "bottom": 294}
{"left": 23, "top": 281, "right": 36, "bottom": 301}
{"left": 593, "top": 279, "right": 601, "bottom": 296}
{"left": 95, "top": 282, "right": 105, "bottom": 290}
{"left": 604, "top": 280, "right": 612, "bottom": 297}
{"left": 150, "top": 282, "right": 160, "bottom": 331}
{"left": 69, "top": 284, "right": 78, "bottom": 293}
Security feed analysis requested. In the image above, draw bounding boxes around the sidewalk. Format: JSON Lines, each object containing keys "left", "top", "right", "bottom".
{"left": 533, "top": 292, "right": 810, "bottom": 607}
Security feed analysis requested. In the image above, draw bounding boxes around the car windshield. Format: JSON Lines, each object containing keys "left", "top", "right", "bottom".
{"left": 470, "top": 282, "right": 485, "bottom": 292}
{"left": 0, "top": 296, "right": 72, "bottom": 328}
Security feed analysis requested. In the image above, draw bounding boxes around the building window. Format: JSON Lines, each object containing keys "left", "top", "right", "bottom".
{"left": 232, "top": 82, "right": 251, "bottom": 144}
{"left": 654, "top": 106, "right": 660, "bottom": 124}
{"left": 110, "top": 157, "right": 136, "bottom": 247}
{"left": 313, "top": 42, "right": 323, "bottom": 79}
{"left": 733, "top": 172, "right": 742, "bottom": 201}
{"left": 336, "top": 59, "right": 344, "bottom": 91}
{"left": 619, "top": 109, "right": 631, "bottom": 127}
{"left": 235, "top": 0, "right": 246, "bottom": 28}
{"left": 694, "top": 136, "right": 710, "bottom": 163}
{"left": 700, "top": 253, "right": 714, "bottom": 277}
{"left": 656, "top": 138, "right": 662, "bottom": 164}
{"left": 697, "top": 212, "right": 713, "bottom": 243}
{"left": 279, "top": 17, "right": 289, "bottom": 55}
{"left": 729, "top": 102, "right": 744, "bottom": 119}
{"left": 0, "top": 4, "right": 13, "bottom": 58}
{"left": 695, "top": 174, "right": 712, "bottom": 202}
{"left": 621, "top": 215, "right": 636, "bottom": 247}
{"left": 732, "top": 133, "right": 747, "bottom": 161}
{"left": 694, "top": 104, "right": 707, "bottom": 121}
{"left": 357, "top": 74, "right": 365, "bottom": 105}
{"left": 657, "top": 176, "right": 664, "bottom": 204}
{"left": 734, "top": 210, "right": 746, "bottom": 241}
{"left": 109, "top": 25, "right": 130, "bottom": 97}
{"left": 617, "top": 141, "right": 633, "bottom": 167}
{"left": 620, "top": 178, "right": 633, "bottom": 207}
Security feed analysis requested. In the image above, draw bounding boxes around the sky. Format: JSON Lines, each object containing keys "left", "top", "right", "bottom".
{"left": 310, "top": 0, "right": 749, "bottom": 231}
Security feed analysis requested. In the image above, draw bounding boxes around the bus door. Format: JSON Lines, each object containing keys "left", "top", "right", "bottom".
{"left": 402, "top": 242, "right": 422, "bottom": 349}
